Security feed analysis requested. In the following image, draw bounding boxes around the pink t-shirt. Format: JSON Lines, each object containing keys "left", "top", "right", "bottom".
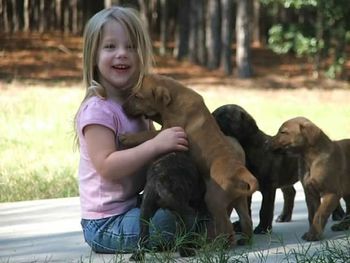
{"left": 76, "top": 96, "right": 150, "bottom": 219}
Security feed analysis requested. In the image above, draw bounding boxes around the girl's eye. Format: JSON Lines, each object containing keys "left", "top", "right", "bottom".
{"left": 104, "top": 44, "right": 115, "bottom": 49}
{"left": 127, "top": 44, "right": 137, "bottom": 50}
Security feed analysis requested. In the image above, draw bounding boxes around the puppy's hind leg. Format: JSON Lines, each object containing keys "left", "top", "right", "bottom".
{"left": 235, "top": 196, "right": 253, "bottom": 245}
{"left": 204, "top": 187, "right": 234, "bottom": 246}
{"left": 331, "top": 195, "right": 350, "bottom": 231}
{"left": 302, "top": 193, "right": 340, "bottom": 241}
{"left": 345, "top": 195, "right": 350, "bottom": 215}
{"left": 255, "top": 187, "right": 276, "bottom": 234}
{"left": 331, "top": 202, "right": 345, "bottom": 221}
{"left": 163, "top": 197, "right": 197, "bottom": 257}
{"left": 130, "top": 190, "right": 158, "bottom": 262}
{"left": 173, "top": 211, "right": 197, "bottom": 258}
{"left": 232, "top": 195, "right": 251, "bottom": 233}
{"left": 276, "top": 185, "right": 296, "bottom": 222}
{"left": 303, "top": 183, "right": 321, "bottom": 226}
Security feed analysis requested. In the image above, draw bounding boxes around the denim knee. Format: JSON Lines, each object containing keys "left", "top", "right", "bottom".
{"left": 81, "top": 211, "right": 140, "bottom": 253}
{"left": 148, "top": 209, "right": 177, "bottom": 247}
{"left": 81, "top": 208, "right": 179, "bottom": 253}
{"left": 80, "top": 208, "right": 208, "bottom": 253}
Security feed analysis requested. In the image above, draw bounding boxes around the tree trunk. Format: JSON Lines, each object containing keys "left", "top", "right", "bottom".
{"left": 206, "top": 0, "right": 221, "bottom": 69}
{"left": 71, "top": 0, "right": 78, "bottom": 34}
{"left": 189, "top": 0, "right": 201, "bottom": 64}
{"left": 104, "top": 0, "right": 112, "bottom": 8}
{"left": 252, "top": 0, "right": 260, "bottom": 46}
{"left": 39, "top": 0, "right": 44, "bottom": 33}
{"left": 23, "top": 0, "right": 29, "bottom": 32}
{"left": 174, "top": 0, "right": 190, "bottom": 60}
{"left": 197, "top": 0, "right": 206, "bottom": 65}
{"left": 82, "top": 0, "right": 104, "bottom": 28}
{"left": 10, "top": 0, "right": 18, "bottom": 32}
{"left": 137, "top": 0, "right": 149, "bottom": 31}
{"left": 62, "top": 0, "right": 69, "bottom": 34}
{"left": 220, "top": 0, "right": 234, "bottom": 75}
{"left": 159, "top": 0, "right": 168, "bottom": 55}
{"left": 236, "top": 0, "right": 253, "bottom": 78}
{"left": 1, "top": 0, "right": 9, "bottom": 33}
{"left": 55, "top": 0, "right": 61, "bottom": 32}
{"left": 31, "top": 0, "right": 40, "bottom": 31}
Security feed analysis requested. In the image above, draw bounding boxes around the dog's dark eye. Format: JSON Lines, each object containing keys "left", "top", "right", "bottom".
{"left": 134, "top": 93, "right": 142, "bottom": 99}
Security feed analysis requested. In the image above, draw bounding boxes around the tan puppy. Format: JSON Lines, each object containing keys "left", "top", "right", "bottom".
{"left": 270, "top": 116, "right": 350, "bottom": 241}
{"left": 121, "top": 74, "right": 258, "bottom": 245}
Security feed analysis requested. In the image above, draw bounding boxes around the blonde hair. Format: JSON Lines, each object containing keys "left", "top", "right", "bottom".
{"left": 74, "top": 6, "right": 154, "bottom": 147}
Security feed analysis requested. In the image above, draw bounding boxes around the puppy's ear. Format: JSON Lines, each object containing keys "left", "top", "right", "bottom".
{"left": 300, "top": 121, "right": 321, "bottom": 145}
{"left": 153, "top": 85, "right": 171, "bottom": 106}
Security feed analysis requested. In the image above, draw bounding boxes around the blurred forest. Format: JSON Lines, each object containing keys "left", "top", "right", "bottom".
{"left": 0, "top": 0, "right": 349, "bottom": 83}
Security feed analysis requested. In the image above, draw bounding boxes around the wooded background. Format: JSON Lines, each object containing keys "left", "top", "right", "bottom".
{"left": 0, "top": 0, "right": 349, "bottom": 79}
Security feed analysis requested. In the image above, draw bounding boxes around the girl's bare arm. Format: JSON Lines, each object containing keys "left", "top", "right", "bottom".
{"left": 84, "top": 124, "right": 188, "bottom": 182}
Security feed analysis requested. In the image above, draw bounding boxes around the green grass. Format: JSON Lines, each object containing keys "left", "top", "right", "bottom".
{"left": 198, "top": 86, "right": 350, "bottom": 140}
{"left": 1, "top": 83, "right": 350, "bottom": 202}
{"left": 74, "top": 232, "right": 350, "bottom": 263}
{"left": 0, "top": 84, "right": 83, "bottom": 202}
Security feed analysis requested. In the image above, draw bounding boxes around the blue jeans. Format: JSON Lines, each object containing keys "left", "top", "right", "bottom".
{"left": 81, "top": 207, "right": 201, "bottom": 253}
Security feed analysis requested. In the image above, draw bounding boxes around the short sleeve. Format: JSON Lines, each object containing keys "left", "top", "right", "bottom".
{"left": 77, "top": 98, "right": 118, "bottom": 136}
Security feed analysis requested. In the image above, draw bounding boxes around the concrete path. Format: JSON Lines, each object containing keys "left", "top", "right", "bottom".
{"left": 1, "top": 183, "right": 349, "bottom": 263}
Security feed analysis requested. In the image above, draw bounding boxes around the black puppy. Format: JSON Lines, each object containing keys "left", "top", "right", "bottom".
{"left": 212, "top": 104, "right": 345, "bottom": 234}
{"left": 130, "top": 151, "right": 206, "bottom": 261}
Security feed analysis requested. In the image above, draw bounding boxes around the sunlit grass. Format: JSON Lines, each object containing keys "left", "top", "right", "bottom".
{"left": 198, "top": 85, "right": 350, "bottom": 140}
{"left": 1, "top": 82, "right": 350, "bottom": 202}
{"left": 0, "top": 84, "right": 84, "bottom": 202}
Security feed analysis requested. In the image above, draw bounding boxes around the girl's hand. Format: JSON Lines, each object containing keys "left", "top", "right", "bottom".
{"left": 152, "top": 126, "right": 188, "bottom": 153}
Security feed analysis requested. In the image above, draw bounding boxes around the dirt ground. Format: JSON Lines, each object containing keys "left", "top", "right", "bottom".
{"left": 0, "top": 33, "right": 349, "bottom": 90}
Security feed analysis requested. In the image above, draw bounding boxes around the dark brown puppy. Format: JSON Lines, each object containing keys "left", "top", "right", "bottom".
{"left": 212, "top": 104, "right": 345, "bottom": 234}
{"left": 130, "top": 152, "right": 206, "bottom": 261}
{"left": 270, "top": 117, "right": 350, "bottom": 241}
{"left": 121, "top": 74, "right": 258, "bottom": 246}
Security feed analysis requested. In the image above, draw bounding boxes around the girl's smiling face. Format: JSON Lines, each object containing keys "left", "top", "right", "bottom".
{"left": 96, "top": 19, "right": 140, "bottom": 98}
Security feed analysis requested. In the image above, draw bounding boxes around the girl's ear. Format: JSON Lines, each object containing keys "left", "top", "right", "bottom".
{"left": 300, "top": 121, "right": 321, "bottom": 145}
{"left": 153, "top": 85, "right": 171, "bottom": 106}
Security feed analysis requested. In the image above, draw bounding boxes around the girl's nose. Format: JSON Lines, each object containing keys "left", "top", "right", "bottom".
{"left": 115, "top": 47, "right": 128, "bottom": 58}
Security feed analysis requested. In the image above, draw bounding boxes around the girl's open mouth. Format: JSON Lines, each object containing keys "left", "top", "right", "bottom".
{"left": 112, "top": 64, "right": 130, "bottom": 71}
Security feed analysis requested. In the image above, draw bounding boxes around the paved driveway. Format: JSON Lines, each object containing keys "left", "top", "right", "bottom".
{"left": 1, "top": 183, "right": 349, "bottom": 263}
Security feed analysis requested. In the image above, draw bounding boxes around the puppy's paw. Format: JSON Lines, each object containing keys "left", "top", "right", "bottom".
{"left": 301, "top": 231, "right": 321, "bottom": 241}
{"left": 331, "top": 216, "right": 350, "bottom": 231}
{"left": 237, "top": 236, "right": 251, "bottom": 246}
{"left": 232, "top": 220, "right": 242, "bottom": 232}
{"left": 129, "top": 250, "right": 145, "bottom": 261}
{"left": 253, "top": 224, "right": 271, "bottom": 234}
{"left": 178, "top": 246, "right": 196, "bottom": 257}
{"left": 118, "top": 134, "right": 131, "bottom": 145}
{"left": 276, "top": 213, "right": 292, "bottom": 222}
{"left": 331, "top": 207, "right": 345, "bottom": 221}
{"left": 227, "top": 233, "right": 237, "bottom": 248}
{"left": 119, "top": 132, "right": 154, "bottom": 147}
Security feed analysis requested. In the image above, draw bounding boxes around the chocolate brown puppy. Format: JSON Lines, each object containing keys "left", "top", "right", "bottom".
{"left": 130, "top": 152, "right": 206, "bottom": 261}
{"left": 212, "top": 104, "right": 344, "bottom": 234}
{"left": 121, "top": 74, "right": 259, "bottom": 246}
{"left": 212, "top": 104, "right": 302, "bottom": 234}
{"left": 270, "top": 117, "right": 350, "bottom": 241}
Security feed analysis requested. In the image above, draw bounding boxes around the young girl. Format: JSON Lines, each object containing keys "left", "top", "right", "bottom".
{"left": 75, "top": 6, "right": 189, "bottom": 253}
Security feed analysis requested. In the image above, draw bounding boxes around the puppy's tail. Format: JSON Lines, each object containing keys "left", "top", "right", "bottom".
{"left": 234, "top": 168, "right": 259, "bottom": 196}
